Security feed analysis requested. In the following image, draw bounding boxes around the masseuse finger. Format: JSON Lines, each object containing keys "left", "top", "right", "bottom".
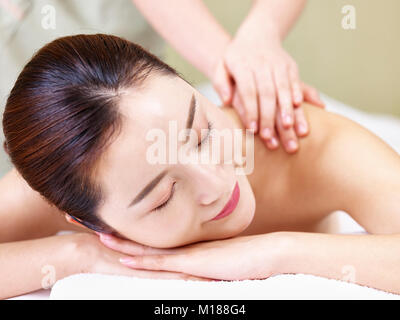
{"left": 302, "top": 82, "right": 325, "bottom": 108}
{"left": 98, "top": 233, "right": 177, "bottom": 255}
{"left": 231, "top": 65, "right": 259, "bottom": 132}
{"left": 293, "top": 106, "right": 309, "bottom": 137}
{"left": 276, "top": 107, "right": 299, "bottom": 154}
{"left": 288, "top": 62, "right": 303, "bottom": 107}
{"left": 232, "top": 87, "right": 246, "bottom": 120}
{"left": 254, "top": 66, "right": 277, "bottom": 145}
{"left": 273, "top": 65, "right": 294, "bottom": 129}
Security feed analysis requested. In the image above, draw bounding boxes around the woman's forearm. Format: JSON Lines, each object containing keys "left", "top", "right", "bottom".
{"left": 131, "top": 0, "right": 232, "bottom": 79}
{"left": 0, "top": 233, "right": 84, "bottom": 299}
{"left": 277, "top": 231, "right": 400, "bottom": 294}
{"left": 246, "top": 0, "right": 307, "bottom": 41}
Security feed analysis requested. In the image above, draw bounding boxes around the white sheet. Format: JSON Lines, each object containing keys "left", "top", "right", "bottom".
{"left": 9, "top": 83, "right": 400, "bottom": 299}
{"left": 49, "top": 272, "right": 399, "bottom": 300}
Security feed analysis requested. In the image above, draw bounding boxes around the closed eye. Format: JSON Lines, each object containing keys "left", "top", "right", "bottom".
{"left": 196, "top": 121, "right": 213, "bottom": 150}
{"left": 153, "top": 182, "right": 176, "bottom": 212}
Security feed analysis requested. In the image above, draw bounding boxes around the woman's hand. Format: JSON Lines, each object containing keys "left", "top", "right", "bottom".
{"left": 72, "top": 232, "right": 211, "bottom": 281}
{"left": 98, "top": 232, "right": 285, "bottom": 281}
{"left": 212, "top": 19, "right": 325, "bottom": 153}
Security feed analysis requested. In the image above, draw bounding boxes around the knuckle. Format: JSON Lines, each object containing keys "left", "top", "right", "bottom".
{"left": 154, "top": 255, "right": 165, "bottom": 267}
{"left": 138, "top": 245, "right": 147, "bottom": 255}
{"left": 242, "top": 85, "right": 256, "bottom": 99}
{"left": 275, "top": 79, "right": 289, "bottom": 90}
{"left": 260, "top": 86, "right": 275, "bottom": 99}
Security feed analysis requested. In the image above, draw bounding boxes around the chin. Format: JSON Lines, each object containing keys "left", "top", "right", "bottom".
{"left": 214, "top": 186, "right": 256, "bottom": 240}
{"left": 231, "top": 199, "right": 256, "bottom": 236}
{"left": 235, "top": 175, "right": 256, "bottom": 232}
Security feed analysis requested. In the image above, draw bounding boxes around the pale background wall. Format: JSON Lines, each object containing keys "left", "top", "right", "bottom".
{"left": 164, "top": 0, "right": 400, "bottom": 116}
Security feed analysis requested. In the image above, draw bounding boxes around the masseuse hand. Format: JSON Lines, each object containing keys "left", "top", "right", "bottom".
{"left": 98, "top": 232, "right": 282, "bottom": 281}
{"left": 212, "top": 19, "right": 325, "bottom": 153}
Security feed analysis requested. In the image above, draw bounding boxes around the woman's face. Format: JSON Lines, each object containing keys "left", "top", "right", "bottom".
{"left": 95, "top": 74, "right": 255, "bottom": 248}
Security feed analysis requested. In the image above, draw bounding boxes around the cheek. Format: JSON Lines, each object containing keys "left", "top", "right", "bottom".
{"left": 129, "top": 207, "right": 198, "bottom": 248}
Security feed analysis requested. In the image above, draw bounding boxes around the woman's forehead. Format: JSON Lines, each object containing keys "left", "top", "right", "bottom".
{"left": 118, "top": 75, "right": 191, "bottom": 120}
{"left": 96, "top": 78, "right": 193, "bottom": 194}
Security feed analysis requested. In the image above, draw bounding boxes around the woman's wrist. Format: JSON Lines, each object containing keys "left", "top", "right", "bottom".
{"left": 62, "top": 232, "right": 99, "bottom": 275}
{"left": 257, "top": 231, "right": 296, "bottom": 277}
{"left": 237, "top": 2, "right": 282, "bottom": 44}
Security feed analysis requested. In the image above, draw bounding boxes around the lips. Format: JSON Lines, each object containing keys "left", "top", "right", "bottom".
{"left": 211, "top": 181, "right": 240, "bottom": 221}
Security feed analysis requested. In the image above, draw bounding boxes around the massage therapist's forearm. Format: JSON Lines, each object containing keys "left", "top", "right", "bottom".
{"left": 131, "top": 0, "right": 231, "bottom": 79}
{"left": 276, "top": 232, "right": 400, "bottom": 294}
{"left": 0, "top": 233, "right": 85, "bottom": 299}
{"left": 248, "top": 0, "right": 307, "bottom": 40}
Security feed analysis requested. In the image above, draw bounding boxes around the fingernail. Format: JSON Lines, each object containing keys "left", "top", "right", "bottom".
{"left": 261, "top": 128, "right": 272, "bottom": 139}
{"left": 249, "top": 121, "right": 258, "bottom": 133}
{"left": 287, "top": 139, "right": 298, "bottom": 151}
{"left": 283, "top": 114, "right": 293, "bottom": 126}
{"left": 297, "top": 123, "right": 308, "bottom": 135}
{"left": 119, "top": 257, "right": 135, "bottom": 265}
{"left": 268, "top": 137, "right": 278, "bottom": 148}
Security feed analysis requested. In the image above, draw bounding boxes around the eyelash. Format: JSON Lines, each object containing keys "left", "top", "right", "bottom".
{"left": 153, "top": 121, "right": 213, "bottom": 213}
{"left": 154, "top": 181, "right": 176, "bottom": 212}
{"left": 196, "top": 120, "right": 213, "bottom": 150}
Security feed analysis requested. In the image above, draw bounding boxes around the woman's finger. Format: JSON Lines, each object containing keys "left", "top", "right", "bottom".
{"left": 212, "top": 58, "right": 233, "bottom": 106}
{"left": 288, "top": 63, "right": 303, "bottom": 107}
{"left": 254, "top": 66, "right": 277, "bottom": 144}
{"left": 99, "top": 233, "right": 177, "bottom": 255}
{"left": 272, "top": 65, "right": 294, "bottom": 129}
{"left": 302, "top": 82, "right": 325, "bottom": 108}
{"left": 229, "top": 65, "right": 259, "bottom": 132}
{"left": 231, "top": 86, "right": 246, "bottom": 120}
{"left": 276, "top": 106, "right": 299, "bottom": 154}
{"left": 262, "top": 127, "right": 280, "bottom": 150}
{"left": 293, "top": 106, "right": 309, "bottom": 137}
{"left": 119, "top": 254, "right": 184, "bottom": 273}
{"left": 119, "top": 266, "right": 212, "bottom": 282}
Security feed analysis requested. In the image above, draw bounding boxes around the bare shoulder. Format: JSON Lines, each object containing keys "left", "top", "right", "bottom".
{"left": 219, "top": 103, "right": 400, "bottom": 234}
{"left": 0, "top": 167, "right": 84, "bottom": 242}
{"left": 302, "top": 103, "right": 400, "bottom": 233}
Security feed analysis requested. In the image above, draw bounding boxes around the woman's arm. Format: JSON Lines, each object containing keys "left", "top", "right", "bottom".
{"left": 277, "top": 231, "right": 400, "bottom": 294}
{"left": 248, "top": 0, "right": 307, "bottom": 40}
{"left": 0, "top": 168, "right": 85, "bottom": 243}
{"left": 0, "top": 233, "right": 83, "bottom": 299}
{"left": 131, "top": 0, "right": 232, "bottom": 79}
{"left": 0, "top": 232, "right": 210, "bottom": 299}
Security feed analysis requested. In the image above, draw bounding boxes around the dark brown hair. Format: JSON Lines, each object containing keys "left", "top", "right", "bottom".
{"left": 2, "top": 34, "right": 180, "bottom": 234}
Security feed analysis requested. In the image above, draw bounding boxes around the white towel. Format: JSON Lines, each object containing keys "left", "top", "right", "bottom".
{"left": 50, "top": 272, "right": 399, "bottom": 300}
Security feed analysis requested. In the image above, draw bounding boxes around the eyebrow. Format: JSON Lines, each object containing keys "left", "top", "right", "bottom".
{"left": 127, "top": 93, "right": 197, "bottom": 208}
{"left": 184, "top": 93, "right": 197, "bottom": 142}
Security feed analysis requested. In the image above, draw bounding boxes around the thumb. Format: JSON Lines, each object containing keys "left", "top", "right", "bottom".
{"left": 212, "top": 59, "right": 233, "bottom": 106}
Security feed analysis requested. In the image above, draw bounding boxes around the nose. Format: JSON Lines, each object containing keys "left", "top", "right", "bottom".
{"left": 186, "top": 163, "right": 229, "bottom": 206}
